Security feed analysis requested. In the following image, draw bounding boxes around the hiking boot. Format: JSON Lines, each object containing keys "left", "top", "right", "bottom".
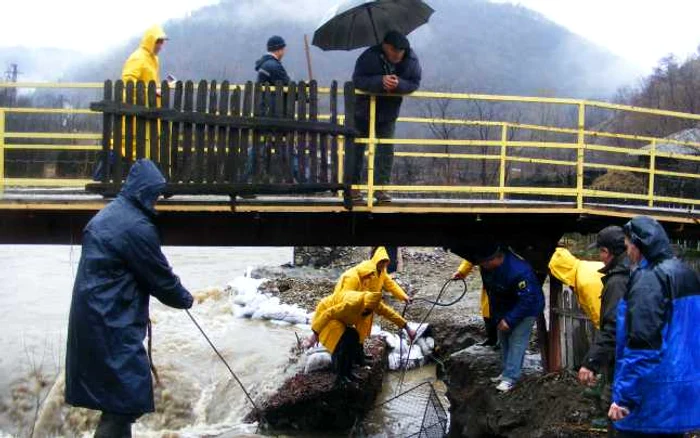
{"left": 374, "top": 191, "right": 392, "bottom": 203}
{"left": 591, "top": 417, "right": 608, "bottom": 429}
{"left": 495, "top": 380, "right": 514, "bottom": 392}
{"left": 478, "top": 339, "right": 498, "bottom": 347}
{"left": 333, "top": 376, "right": 352, "bottom": 389}
{"left": 350, "top": 190, "right": 363, "bottom": 202}
{"left": 490, "top": 374, "right": 503, "bottom": 383}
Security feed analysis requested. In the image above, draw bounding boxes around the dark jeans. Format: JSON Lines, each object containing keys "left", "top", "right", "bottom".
{"left": 350, "top": 118, "right": 396, "bottom": 185}
{"left": 94, "top": 412, "right": 138, "bottom": 438}
{"left": 332, "top": 327, "right": 363, "bottom": 379}
{"left": 484, "top": 317, "right": 498, "bottom": 345}
{"left": 616, "top": 432, "right": 683, "bottom": 438}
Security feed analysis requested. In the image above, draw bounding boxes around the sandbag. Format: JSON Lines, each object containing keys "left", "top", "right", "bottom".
{"left": 304, "top": 347, "right": 332, "bottom": 373}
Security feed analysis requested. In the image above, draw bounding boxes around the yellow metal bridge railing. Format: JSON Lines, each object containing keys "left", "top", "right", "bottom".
{"left": 1, "top": 81, "right": 700, "bottom": 214}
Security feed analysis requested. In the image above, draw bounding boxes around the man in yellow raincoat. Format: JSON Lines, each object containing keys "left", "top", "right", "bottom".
{"left": 310, "top": 288, "right": 414, "bottom": 385}
{"left": 121, "top": 25, "right": 167, "bottom": 160}
{"left": 123, "top": 25, "right": 166, "bottom": 91}
{"left": 548, "top": 247, "right": 604, "bottom": 328}
{"left": 345, "top": 247, "right": 412, "bottom": 342}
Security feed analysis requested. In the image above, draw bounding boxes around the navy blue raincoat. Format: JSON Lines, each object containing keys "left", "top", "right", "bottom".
{"left": 65, "top": 160, "right": 193, "bottom": 415}
{"left": 480, "top": 250, "right": 545, "bottom": 328}
{"left": 613, "top": 216, "right": 700, "bottom": 434}
{"left": 353, "top": 45, "right": 422, "bottom": 124}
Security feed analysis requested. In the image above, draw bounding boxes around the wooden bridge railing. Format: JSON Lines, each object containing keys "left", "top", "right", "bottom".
{"left": 86, "top": 80, "right": 357, "bottom": 200}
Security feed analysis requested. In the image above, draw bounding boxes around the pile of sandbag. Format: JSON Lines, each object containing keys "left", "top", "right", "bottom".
{"left": 226, "top": 275, "right": 312, "bottom": 326}
{"left": 376, "top": 322, "right": 436, "bottom": 371}
{"left": 303, "top": 346, "right": 333, "bottom": 374}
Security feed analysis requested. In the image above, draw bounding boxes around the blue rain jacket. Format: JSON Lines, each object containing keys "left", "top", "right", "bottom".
{"left": 480, "top": 250, "right": 545, "bottom": 328}
{"left": 613, "top": 216, "right": 700, "bottom": 434}
{"left": 65, "top": 160, "right": 193, "bottom": 415}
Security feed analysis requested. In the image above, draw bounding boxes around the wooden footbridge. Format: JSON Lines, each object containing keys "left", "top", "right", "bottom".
{"left": 0, "top": 80, "right": 698, "bottom": 252}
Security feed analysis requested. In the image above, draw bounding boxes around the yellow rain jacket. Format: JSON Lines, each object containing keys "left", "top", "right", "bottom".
{"left": 337, "top": 247, "right": 410, "bottom": 341}
{"left": 458, "top": 260, "right": 490, "bottom": 318}
{"left": 330, "top": 255, "right": 407, "bottom": 347}
{"left": 122, "top": 25, "right": 165, "bottom": 86}
{"left": 120, "top": 25, "right": 166, "bottom": 159}
{"left": 312, "top": 291, "right": 406, "bottom": 353}
{"left": 367, "top": 247, "right": 410, "bottom": 302}
{"left": 548, "top": 248, "right": 604, "bottom": 328}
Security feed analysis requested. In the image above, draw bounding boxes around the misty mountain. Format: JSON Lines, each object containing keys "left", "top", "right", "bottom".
{"left": 0, "top": 47, "right": 83, "bottom": 82}
{"left": 68, "top": 0, "right": 638, "bottom": 98}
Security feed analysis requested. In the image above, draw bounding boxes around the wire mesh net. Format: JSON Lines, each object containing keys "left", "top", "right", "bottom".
{"left": 364, "top": 382, "right": 448, "bottom": 438}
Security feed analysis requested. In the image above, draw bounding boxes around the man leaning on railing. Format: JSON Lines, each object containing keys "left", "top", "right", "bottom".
{"left": 351, "top": 30, "right": 422, "bottom": 203}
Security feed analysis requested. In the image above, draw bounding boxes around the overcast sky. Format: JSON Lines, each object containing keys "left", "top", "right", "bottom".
{"left": 2, "top": 0, "right": 700, "bottom": 73}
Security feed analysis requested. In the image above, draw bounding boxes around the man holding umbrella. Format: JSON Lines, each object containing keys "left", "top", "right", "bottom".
{"left": 351, "top": 30, "right": 422, "bottom": 202}
{"left": 313, "top": 0, "right": 432, "bottom": 202}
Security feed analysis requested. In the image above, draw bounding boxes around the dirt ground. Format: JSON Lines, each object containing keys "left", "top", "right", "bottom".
{"left": 255, "top": 247, "right": 619, "bottom": 437}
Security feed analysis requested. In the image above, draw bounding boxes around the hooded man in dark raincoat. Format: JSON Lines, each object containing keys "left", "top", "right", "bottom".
{"left": 65, "top": 159, "right": 194, "bottom": 437}
{"left": 609, "top": 216, "right": 700, "bottom": 437}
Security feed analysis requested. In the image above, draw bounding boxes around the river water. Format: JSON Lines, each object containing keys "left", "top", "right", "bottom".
{"left": 0, "top": 246, "right": 447, "bottom": 437}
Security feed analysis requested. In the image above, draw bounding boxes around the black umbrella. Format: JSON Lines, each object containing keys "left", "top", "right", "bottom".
{"left": 312, "top": 0, "right": 434, "bottom": 51}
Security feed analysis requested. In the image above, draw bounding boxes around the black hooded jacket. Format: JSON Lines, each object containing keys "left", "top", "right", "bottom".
{"left": 255, "top": 54, "right": 290, "bottom": 86}
{"left": 582, "top": 253, "right": 630, "bottom": 374}
{"left": 352, "top": 45, "right": 422, "bottom": 123}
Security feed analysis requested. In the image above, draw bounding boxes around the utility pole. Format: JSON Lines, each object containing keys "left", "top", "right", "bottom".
{"left": 2, "top": 64, "right": 21, "bottom": 106}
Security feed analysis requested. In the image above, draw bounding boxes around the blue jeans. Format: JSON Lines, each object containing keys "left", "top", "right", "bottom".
{"left": 498, "top": 316, "right": 536, "bottom": 384}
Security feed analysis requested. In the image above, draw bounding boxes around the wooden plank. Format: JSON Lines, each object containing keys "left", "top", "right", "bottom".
{"left": 112, "top": 81, "right": 124, "bottom": 183}
{"left": 182, "top": 81, "right": 194, "bottom": 182}
{"left": 124, "top": 81, "right": 135, "bottom": 169}
{"left": 239, "top": 82, "right": 253, "bottom": 182}
{"left": 286, "top": 81, "right": 297, "bottom": 183}
{"left": 319, "top": 83, "right": 330, "bottom": 184}
{"left": 217, "top": 81, "right": 230, "bottom": 183}
{"left": 565, "top": 290, "right": 574, "bottom": 368}
{"left": 228, "top": 85, "right": 242, "bottom": 182}
{"left": 343, "top": 82, "right": 356, "bottom": 187}
{"left": 170, "top": 82, "right": 183, "bottom": 181}
{"left": 309, "top": 81, "right": 319, "bottom": 183}
{"left": 100, "top": 80, "right": 113, "bottom": 183}
{"left": 253, "top": 82, "right": 264, "bottom": 183}
{"left": 297, "top": 82, "right": 308, "bottom": 184}
{"left": 147, "top": 81, "right": 159, "bottom": 162}
{"left": 207, "top": 80, "right": 218, "bottom": 183}
{"left": 135, "top": 81, "right": 146, "bottom": 160}
{"left": 548, "top": 276, "right": 563, "bottom": 372}
{"left": 273, "top": 81, "right": 285, "bottom": 183}
{"left": 330, "top": 81, "right": 339, "bottom": 184}
{"left": 159, "top": 81, "right": 171, "bottom": 179}
{"left": 89, "top": 101, "right": 355, "bottom": 135}
{"left": 194, "top": 80, "right": 207, "bottom": 184}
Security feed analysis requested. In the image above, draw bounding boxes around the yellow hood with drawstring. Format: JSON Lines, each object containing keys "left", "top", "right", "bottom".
{"left": 122, "top": 25, "right": 166, "bottom": 85}
{"left": 548, "top": 248, "right": 604, "bottom": 328}
{"left": 311, "top": 290, "right": 404, "bottom": 353}
{"left": 119, "top": 25, "right": 166, "bottom": 159}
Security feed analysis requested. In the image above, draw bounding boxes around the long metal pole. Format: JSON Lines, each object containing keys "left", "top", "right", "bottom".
{"left": 304, "top": 34, "right": 314, "bottom": 82}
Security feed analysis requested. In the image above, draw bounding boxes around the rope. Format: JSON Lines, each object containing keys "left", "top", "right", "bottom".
{"left": 185, "top": 309, "right": 261, "bottom": 417}
{"left": 396, "top": 278, "right": 467, "bottom": 394}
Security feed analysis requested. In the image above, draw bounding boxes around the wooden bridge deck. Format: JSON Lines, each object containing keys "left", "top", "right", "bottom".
{"left": 1, "top": 189, "right": 698, "bottom": 246}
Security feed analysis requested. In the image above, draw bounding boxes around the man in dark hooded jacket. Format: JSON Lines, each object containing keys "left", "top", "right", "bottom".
{"left": 350, "top": 30, "right": 422, "bottom": 203}
{"left": 65, "top": 159, "right": 194, "bottom": 437}
{"left": 255, "top": 35, "right": 290, "bottom": 86}
{"left": 579, "top": 226, "right": 630, "bottom": 385}
{"left": 609, "top": 216, "right": 700, "bottom": 437}
{"left": 245, "top": 36, "right": 291, "bottom": 186}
